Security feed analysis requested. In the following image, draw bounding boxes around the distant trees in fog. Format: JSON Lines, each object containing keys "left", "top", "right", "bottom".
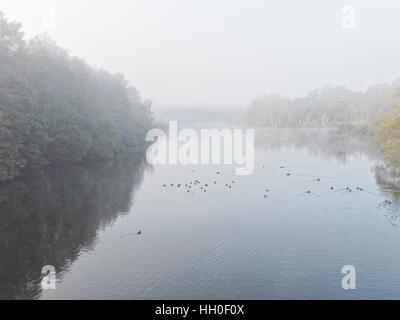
{"left": 375, "top": 90, "right": 400, "bottom": 166}
{"left": 244, "top": 82, "right": 400, "bottom": 133}
{"left": 244, "top": 82, "right": 400, "bottom": 166}
{"left": 0, "top": 12, "right": 153, "bottom": 182}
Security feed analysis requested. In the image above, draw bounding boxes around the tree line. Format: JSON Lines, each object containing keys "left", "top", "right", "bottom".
{"left": 244, "top": 81, "right": 400, "bottom": 165}
{"left": 375, "top": 91, "right": 400, "bottom": 166}
{"left": 244, "top": 81, "right": 400, "bottom": 134}
{"left": 0, "top": 12, "right": 153, "bottom": 182}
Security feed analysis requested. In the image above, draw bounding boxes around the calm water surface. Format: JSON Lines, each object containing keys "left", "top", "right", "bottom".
{"left": 1, "top": 126, "right": 400, "bottom": 299}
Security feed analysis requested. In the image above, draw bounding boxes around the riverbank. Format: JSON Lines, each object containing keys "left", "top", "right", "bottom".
{"left": 0, "top": 12, "right": 153, "bottom": 183}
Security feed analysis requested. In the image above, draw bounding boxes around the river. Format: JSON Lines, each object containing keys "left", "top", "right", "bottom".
{"left": 1, "top": 126, "right": 400, "bottom": 299}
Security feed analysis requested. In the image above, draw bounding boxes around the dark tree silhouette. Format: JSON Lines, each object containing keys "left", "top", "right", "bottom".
{"left": 0, "top": 12, "right": 153, "bottom": 182}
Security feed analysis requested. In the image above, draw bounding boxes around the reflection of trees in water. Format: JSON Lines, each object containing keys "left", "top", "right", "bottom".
{"left": 254, "top": 127, "right": 378, "bottom": 164}
{"left": 373, "top": 163, "right": 400, "bottom": 226}
{"left": 0, "top": 150, "right": 148, "bottom": 300}
{"left": 255, "top": 127, "right": 400, "bottom": 226}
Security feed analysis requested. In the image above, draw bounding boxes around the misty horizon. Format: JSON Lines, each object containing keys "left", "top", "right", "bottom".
{"left": 1, "top": 0, "right": 400, "bottom": 107}
{"left": 2, "top": 0, "right": 400, "bottom": 305}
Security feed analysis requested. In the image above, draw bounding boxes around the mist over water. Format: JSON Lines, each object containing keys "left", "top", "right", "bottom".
{"left": 2, "top": 125, "right": 400, "bottom": 299}
{"left": 1, "top": 1, "right": 400, "bottom": 301}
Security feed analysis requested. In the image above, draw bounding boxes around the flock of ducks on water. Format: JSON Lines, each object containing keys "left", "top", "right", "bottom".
{"left": 133, "top": 166, "right": 396, "bottom": 236}
{"left": 162, "top": 171, "right": 239, "bottom": 194}
{"left": 160, "top": 166, "right": 395, "bottom": 207}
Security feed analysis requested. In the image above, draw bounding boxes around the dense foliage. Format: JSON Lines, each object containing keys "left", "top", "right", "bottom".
{"left": 244, "top": 82, "right": 400, "bottom": 133}
{"left": 0, "top": 12, "right": 152, "bottom": 182}
{"left": 375, "top": 92, "right": 400, "bottom": 165}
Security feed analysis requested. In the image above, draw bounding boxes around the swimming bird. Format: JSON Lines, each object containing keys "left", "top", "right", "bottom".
{"left": 298, "top": 190, "right": 320, "bottom": 198}
{"left": 137, "top": 231, "right": 142, "bottom": 235}
{"left": 379, "top": 200, "right": 393, "bottom": 208}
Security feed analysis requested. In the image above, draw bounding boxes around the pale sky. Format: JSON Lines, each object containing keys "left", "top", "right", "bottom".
{"left": 1, "top": 0, "right": 400, "bottom": 107}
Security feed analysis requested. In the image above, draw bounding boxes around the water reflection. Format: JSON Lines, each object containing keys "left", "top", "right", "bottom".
{"left": 374, "top": 163, "right": 400, "bottom": 226}
{"left": 0, "top": 150, "right": 148, "bottom": 300}
{"left": 255, "top": 127, "right": 400, "bottom": 227}
{"left": 254, "top": 127, "right": 379, "bottom": 164}
{"left": 2, "top": 127, "right": 400, "bottom": 300}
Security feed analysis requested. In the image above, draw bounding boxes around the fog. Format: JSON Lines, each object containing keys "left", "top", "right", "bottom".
{"left": 2, "top": 0, "right": 400, "bottom": 107}
{"left": 3, "top": 1, "right": 400, "bottom": 301}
